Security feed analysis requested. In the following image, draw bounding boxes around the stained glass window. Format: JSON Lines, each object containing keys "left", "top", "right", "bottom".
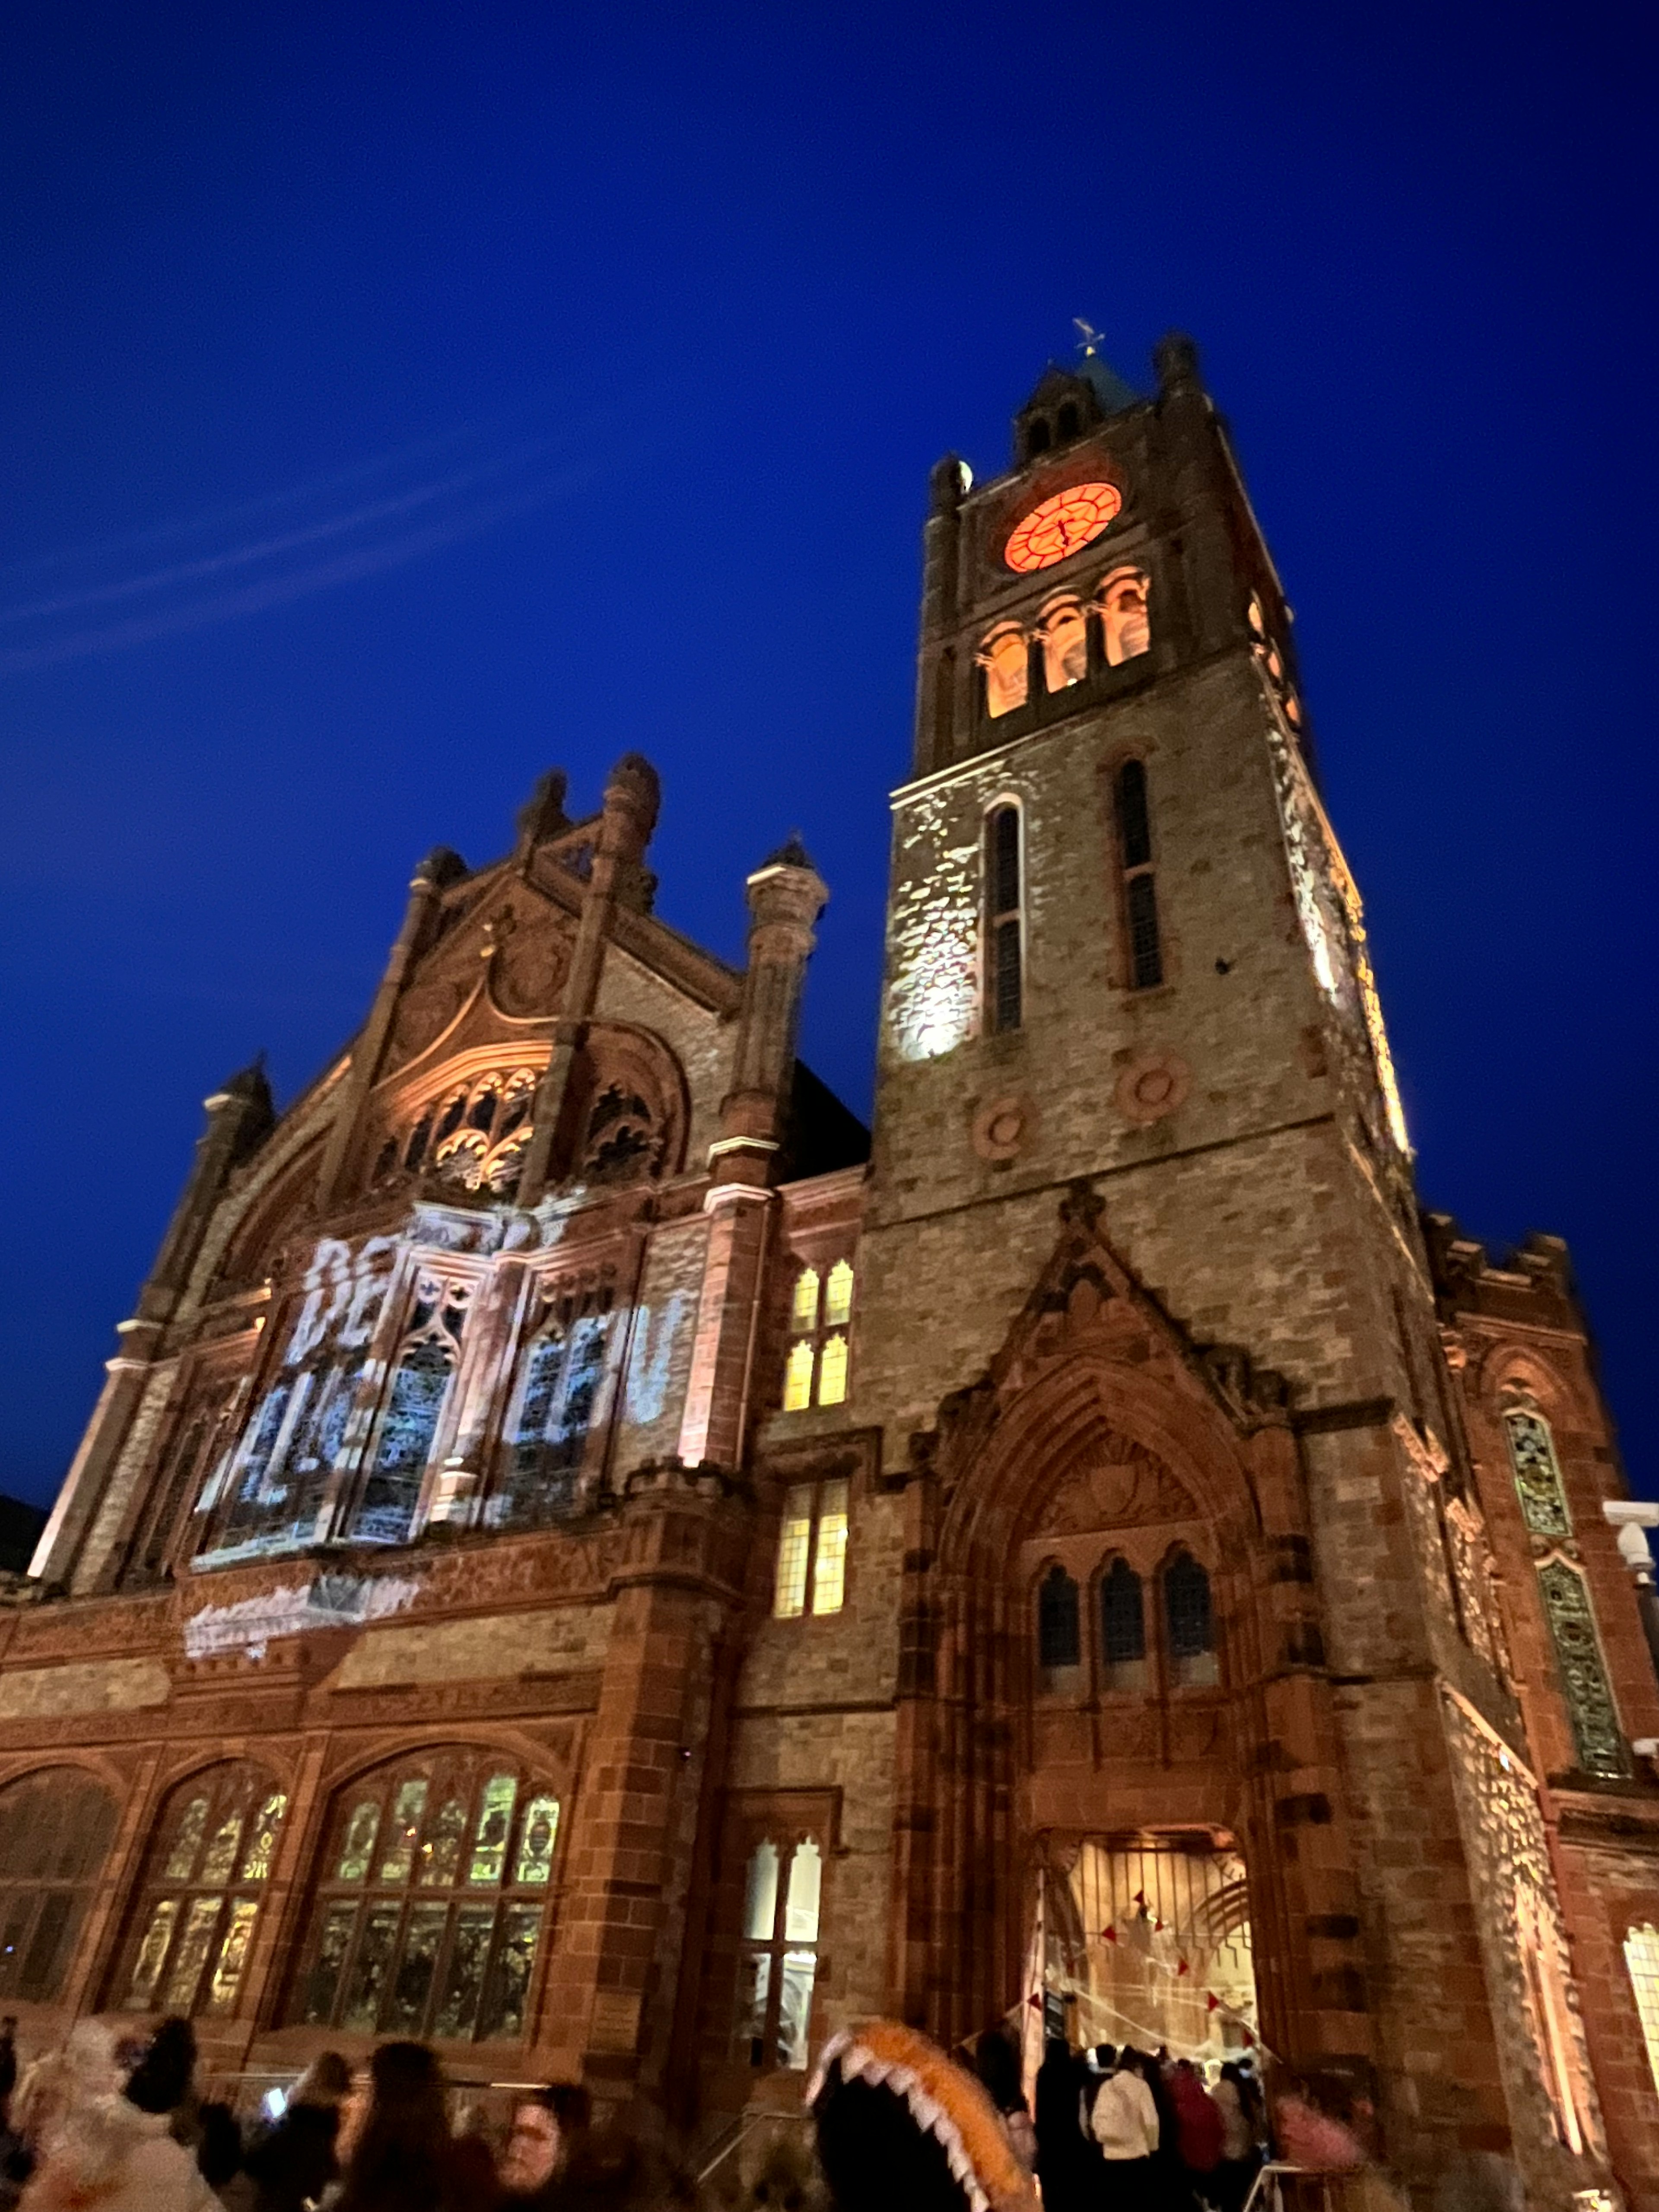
{"left": 734, "top": 1835, "right": 824, "bottom": 2072}
{"left": 1623, "top": 1925, "right": 1659, "bottom": 2097}
{"left": 1038, "top": 1565, "right": 1082, "bottom": 1675}
{"left": 1538, "top": 1560, "right": 1628, "bottom": 1779}
{"left": 0, "top": 1771, "right": 118, "bottom": 2004}
{"left": 1165, "top": 1551, "right": 1218, "bottom": 1688}
{"left": 1505, "top": 1411, "right": 1571, "bottom": 1539}
{"left": 351, "top": 1340, "right": 454, "bottom": 1545}
{"left": 493, "top": 1290, "right": 615, "bottom": 1527}
{"left": 772, "top": 1478, "right": 849, "bottom": 1620}
{"left": 116, "top": 1764, "right": 287, "bottom": 2018}
{"left": 1100, "top": 1559, "right": 1147, "bottom": 1691}
{"left": 292, "top": 1751, "right": 559, "bottom": 2045}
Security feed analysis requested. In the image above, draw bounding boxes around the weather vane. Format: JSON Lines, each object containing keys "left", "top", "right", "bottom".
{"left": 1073, "top": 318, "right": 1105, "bottom": 356}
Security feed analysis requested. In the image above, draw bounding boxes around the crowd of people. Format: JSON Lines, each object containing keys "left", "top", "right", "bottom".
{"left": 0, "top": 2015, "right": 610, "bottom": 2212}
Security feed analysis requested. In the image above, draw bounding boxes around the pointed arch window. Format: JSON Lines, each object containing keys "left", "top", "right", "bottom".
{"left": 117, "top": 1765, "right": 287, "bottom": 2018}
{"left": 348, "top": 1277, "right": 469, "bottom": 1546}
{"left": 1114, "top": 761, "right": 1163, "bottom": 989}
{"left": 772, "top": 1476, "right": 850, "bottom": 1619}
{"left": 734, "top": 1834, "right": 823, "bottom": 2072}
{"left": 985, "top": 803, "right": 1024, "bottom": 1035}
{"left": 493, "top": 1286, "right": 616, "bottom": 1526}
{"left": 290, "top": 1751, "right": 559, "bottom": 2046}
{"left": 1624, "top": 1924, "right": 1659, "bottom": 2097}
{"left": 1038, "top": 1564, "right": 1082, "bottom": 1684}
{"left": 1164, "top": 1551, "right": 1217, "bottom": 1687}
{"left": 1538, "top": 1558, "right": 1628, "bottom": 1778}
{"left": 0, "top": 1770, "right": 118, "bottom": 2004}
{"left": 1100, "top": 1558, "right": 1147, "bottom": 1692}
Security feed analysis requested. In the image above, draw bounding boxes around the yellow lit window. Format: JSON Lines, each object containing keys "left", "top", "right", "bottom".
{"left": 772, "top": 1477, "right": 850, "bottom": 1621}
{"left": 773, "top": 1485, "right": 814, "bottom": 1618}
{"left": 1626, "top": 1924, "right": 1659, "bottom": 2097}
{"left": 810, "top": 1479, "right": 849, "bottom": 1614}
{"left": 982, "top": 628, "right": 1029, "bottom": 718}
{"left": 1042, "top": 604, "right": 1088, "bottom": 692}
{"left": 782, "top": 1341, "right": 815, "bottom": 1413}
{"left": 781, "top": 1257, "right": 855, "bottom": 1411}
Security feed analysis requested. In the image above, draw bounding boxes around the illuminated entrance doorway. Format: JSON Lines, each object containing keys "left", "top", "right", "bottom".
{"left": 1033, "top": 1834, "right": 1258, "bottom": 2063}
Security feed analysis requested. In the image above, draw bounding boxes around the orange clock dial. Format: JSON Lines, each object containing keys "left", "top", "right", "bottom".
{"left": 1004, "top": 482, "right": 1122, "bottom": 572}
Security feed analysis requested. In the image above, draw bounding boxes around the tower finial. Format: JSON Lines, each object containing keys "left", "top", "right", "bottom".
{"left": 1073, "top": 317, "right": 1106, "bottom": 356}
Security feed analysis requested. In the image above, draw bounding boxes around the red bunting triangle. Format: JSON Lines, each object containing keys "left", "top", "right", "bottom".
{"left": 1243, "top": 2029, "right": 1255, "bottom": 2048}
{"left": 1028, "top": 1991, "right": 1044, "bottom": 2010}
{"left": 1207, "top": 1994, "right": 1219, "bottom": 2013}
{"left": 1154, "top": 1918, "right": 1165, "bottom": 1932}
{"left": 1177, "top": 1958, "right": 1191, "bottom": 1977}
{"left": 1102, "top": 1925, "right": 1118, "bottom": 1944}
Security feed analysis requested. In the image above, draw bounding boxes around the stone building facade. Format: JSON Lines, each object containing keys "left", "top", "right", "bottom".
{"left": 7, "top": 337, "right": 1659, "bottom": 2208}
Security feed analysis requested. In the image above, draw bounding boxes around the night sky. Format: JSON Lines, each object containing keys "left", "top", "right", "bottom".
{"left": 3, "top": 3, "right": 1655, "bottom": 1509}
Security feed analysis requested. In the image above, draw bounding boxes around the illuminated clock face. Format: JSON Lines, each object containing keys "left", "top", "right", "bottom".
{"left": 1004, "top": 482, "right": 1122, "bottom": 572}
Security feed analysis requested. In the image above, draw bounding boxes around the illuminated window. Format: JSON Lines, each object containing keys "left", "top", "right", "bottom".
{"left": 734, "top": 1835, "right": 823, "bottom": 2072}
{"left": 1624, "top": 1925, "right": 1659, "bottom": 2097}
{"left": 1099, "top": 1559, "right": 1147, "bottom": 1692}
{"left": 781, "top": 1260, "right": 855, "bottom": 1411}
{"left": 1042, "top": 602, "right": 1088, "bottom": 693}
{"left": 348, "top": 1276, "right": 470, "bottom": 1546}
{"left": 772, "top": 1477, "right": 850, "bottom": 1619}
{"left": 117, "top": 1765, "right": 287, "bottom": 2018}
{"left": 1503, "top": 1409, "right": 1571, "bottom": 1539}
{"left": 985, "top": 804, "right": 1023, "bottom": 1034}
{"left": 1099, "top": 571, "right": 1151, "bottom": 664}
{"left": 0, "top": 1771, "right": 117, "bottom": 2004}
{"left": 1165, "top": 1551, "right": 1218, "bottom": 1687}
{"left": 1114, "top": 761, "right": 1163, "bottom": 989}
{"left": 396, "top": 1067, "right": 540, "bottom": 1195}
{"left": 982, "top": 627, "right": 1029, "bottom": 719}
{"left": 492, "top": 1285, "right": 615, "bottom": 1527}
{"left": 1038, "top": 1565, "right": 1082, "bottom": 1684}
{"left": 290, "top": 1751, "right": 558, "bottom": 2045}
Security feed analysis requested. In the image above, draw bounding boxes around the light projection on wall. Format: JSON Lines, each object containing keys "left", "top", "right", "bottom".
{"left": 886, "top": 786, "right": 990, "bottom": 1063}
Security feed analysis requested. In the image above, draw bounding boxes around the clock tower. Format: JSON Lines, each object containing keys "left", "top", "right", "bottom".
{"left": 841, "top": 336, "right": 1614, "bottom": 2199}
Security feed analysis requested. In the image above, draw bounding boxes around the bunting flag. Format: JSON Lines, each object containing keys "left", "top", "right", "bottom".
{"left": 1027, "top": 1991, "right": 1044, "bottom": 2011}
{"left": 1207, "top": 1994, "right": 1220, "bottom": 2013}
{"left": 1154, "top": 1918, "right": 1165, "bottom": 1933}
{"left": 1102, "top": 1925, "right": 1118, "bottom": 1944}
{"left": 1177, "top": 1958, "right": 1191, "bottom": 1977}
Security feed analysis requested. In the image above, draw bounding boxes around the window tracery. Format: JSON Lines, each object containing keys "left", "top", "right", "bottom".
{"left": 378, "top": 1068, "right": 540, "bottom": 1198}
{"left": 348, "top": 1273, "right": 470, "bottom": 1545}
{"left": 772, "top": 1477, "right": 849, "bottom": 1618}
{"left": 1099, "top": 571, "right": 1150, "bottom": 664}
{"left": 118, "top": 1765, "right": 287, "bottom": 2018}
{"left": 291, "top": 1751, "right": 558, "bottom": 2045}
{"left": 490, "top": 1283, "right": 617, "bottom": 1526}
{"left": 781, "top": 1259, "right": 854, "bottom": 1411}
{"left": 580, "top": 1084, "right": 663, "bottom": 1184}
{"left": 0, "top": 1771, "right": 117, "bottom": 2005}
{"left": 1537, "top": 1558, "right": 1627, "bottom": 1779}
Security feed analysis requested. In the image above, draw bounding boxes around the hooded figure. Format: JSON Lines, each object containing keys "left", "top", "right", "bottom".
{"left": 808, "top": 2021, "right": 1038, "bottom": 2212}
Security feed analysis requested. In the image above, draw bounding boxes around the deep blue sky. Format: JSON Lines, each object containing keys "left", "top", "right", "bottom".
{"left": 3, "top": 2, "right": 1655, "bottom": 1508}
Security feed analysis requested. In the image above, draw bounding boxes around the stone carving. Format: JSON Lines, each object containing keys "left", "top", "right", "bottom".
{"left": 493, "top": 929, "right": 568, "bottom": 1019}
{"left": 1038, "top": 1441, "right": 1195, "bottom": 1535}
{"left": 390, "top": 979, "right": 466, "bottom": 1063}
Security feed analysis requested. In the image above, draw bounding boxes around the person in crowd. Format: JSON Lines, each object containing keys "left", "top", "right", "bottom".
{"left": 973, "top": 2028, "right": 1037, "bottom": 2176}
{"left": 1269, "top": 2076, "right": 1365, "bottom": 2174}
{"left": 16, "top": 2018, "right": 219, "bottom": 2212}
{"left": 0, "top": 2020, "right": 19, "bottom": 2130}
{"left": 543, "top": 2123, "right": 694, "bottom": 2212}
{"left": 1209, "top": 2063, "right": 1263, "bottom": 2212}
{"left": 1032, "top": 2038, "right": 1094, "bottom": 2212}
{"left": 331, "top": 2040, "right": 467, "bottom": 2212}
{"left": 1168, "top": 2059, "right": 1225, "bottom": 2194}
{"left": 499, "top": 2084, "right": 592, "bottom": 2206}
{"left": 1089, "top": 2048, "right": 1160, "bottom": 2212}
{"left": 241, "top": 2053, "right": 351, "bottom": 2212}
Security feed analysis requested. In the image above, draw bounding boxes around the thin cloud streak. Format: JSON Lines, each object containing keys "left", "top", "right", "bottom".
{"left": 0, "top": 467, "right": 593, "bottom": 675}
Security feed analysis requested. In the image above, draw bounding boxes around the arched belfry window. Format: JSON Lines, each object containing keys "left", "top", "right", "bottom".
{"left": 1099, "top": 571, "right": 1151, "bottom": 665}
{"left": 0, "top": 1770, "right": 118, "bottom": 2004}
{"left": 118, "top": 1765, "right": 288, "bottom": 2018}
{"left": 981, "top": 627, "right": 1029, "bottom": 720}
{"left": 1100, "top": 1558, "right": 1147, "bottom": 1691}
{"left": 985, "top": 803, "right": 1024, "bottom": 1035}
{"left": 1114, "top": 761, "right": 1163, "bottom": 989}
{"left": 1042, "top": 601, "right": 1088, "bottom": 693}
{"left": 291, "top": 1750, "right": 560, "bottom": 2045}
{"left": 1163, "top": 1551, "right": 1217, "bottom": 1687}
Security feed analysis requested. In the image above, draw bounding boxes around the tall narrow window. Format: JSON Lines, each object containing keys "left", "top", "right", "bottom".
{"left": 349, "top": 1278, "right": 469, "bottom": 1546}
{"left": 1164, "top": 1551, "right": 1217, "bottom": 1687}
{"left": 1042, "top": 603, "right": 1088, "bottom": 693}
{"left": 291, "top": 1751, "right": 558, "bottom": 2045}
{"left": 982, "top": 628, "right": 1029, "bottom": 719}
{"left": 1538, "top": 1559, "right": 1628, "bottom": 1778}
{"left": 1624, "top": 1925, "right": 1659, "bottom": 2096}
{"left": 118, "top": 1766, "right": 287, "bottom": 2019}
{"left": 734, "top": 1835, "right": 823, "bottom": 2072}
{"left": 1037, "top": 1565, "right": 1082, "bottom": 1684}
{"left": 1115, "top": 762, "right": 1163, "bottom": 988}
{"left": 985, "top": 804, "right": 1023, "bottom": 1034}
{"left": 1503, "top": 1410, "right": 1571, "bottom": 1538}
{"left": 1099, "top": 572, "right": 1151, "bottom": 664}
{"left": 781, "top": 1261, "right": 854, "bottom": 1411}
{"left": 493, "top": 1290, "right": 615, "bottom": 1527}
{"left": 0, "top": 1771, "right": 117, "bottom": 2005}
{"left": 772, "top": 1478, "right": 851, "bottom": 1619}
{"left": 1100, "top": 1559, "right": 1147, "bottom": 1692}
